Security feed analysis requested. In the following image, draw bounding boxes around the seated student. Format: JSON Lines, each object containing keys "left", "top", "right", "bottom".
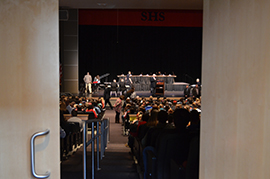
{"left": 74, "top": 102, "right": 84, "bottom": 112}
{"left": 60, "top": 97, "right": 69, "bottom": 114}
{"left": 98, "top": 97, "right": 105, "bottom": 110}
{"left": 129, "top": 102, "right": 137, "bottom": 114}
{"left": 129, "top": 107, "right": 146, "bottom": 136}
{"left": 66, "top": 101, "right": 75, "bottom": 114}
{"left": 60, "top": 126, "right": 66, "bottom": 138}
{"left": 85, "top": 104, "right": 98, "bottom": 119}
{"left": 136, "top": 113, "right": 149, "bottom": 138}
{"left": 67, "top": 110, "right": 83, "bottom": 131}
{"left": 127, "top": 110, "right": 149, "bottom": 150}
{"left": 92, "top": 101, "right": 101, "bottom": 114}
{"left": 139, "top": 109, "right": 159, "bottom": 145}
{"left": 144, "top": 102, "right": 152, "bottom": 112}
{"left": 144, "top": 110, "right": 174, "bottom": 147}
{"left": 171, "top": 100, "right": 177, "bottom": 111}
{"left": 60, "top": 111, "right": 72, "bottom": 136}
{"left": 154, "top": 108, "right": 191, "bottom": 179}
{"left": 125, "top": 87, "right": 135, "bottom": 99}
{"left": 122, "top": 104, "right": 131, "bottom": 125}
{"left": 154, "top": 108, "right": 190, "bottom": 149}
{"left": 187, "top": 110, "right": 200, "bottom": 132}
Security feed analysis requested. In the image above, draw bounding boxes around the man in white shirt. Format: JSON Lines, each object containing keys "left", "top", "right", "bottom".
{"left": 84, "top": 72, "right": 92, "bottom": 94}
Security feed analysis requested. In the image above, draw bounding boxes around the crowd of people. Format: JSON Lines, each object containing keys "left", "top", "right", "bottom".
{"left": 60, "top": 75, "right": 201, "bottom": 178}
{"left": 116, "top": 95, "right": 201, "bottom": 179}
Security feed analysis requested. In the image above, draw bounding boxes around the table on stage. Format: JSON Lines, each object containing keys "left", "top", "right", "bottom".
{"left": 117, "top": 74, "right": 176, "bottom": 91}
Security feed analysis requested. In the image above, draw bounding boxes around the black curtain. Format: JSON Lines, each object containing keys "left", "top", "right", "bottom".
{"left": 79, "top": 25, "right": 202, "bottom": 85}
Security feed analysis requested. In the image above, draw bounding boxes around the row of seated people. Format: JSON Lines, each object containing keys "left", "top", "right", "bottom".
{"left": 60, "top": 95, "right": 106, "bottom": 117}
{"left": 121, "top": 95, "right": 201, "bottom": 125}
{"left": 122, "top": 97, "right": 200, "bottom": 179}
{"left": 59, "top": 95, "right": 106, "bottom": 160}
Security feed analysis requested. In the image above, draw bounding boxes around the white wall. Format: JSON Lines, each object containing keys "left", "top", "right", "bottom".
{"left": 0, "top": 0, "right": 59, "bottom": 178}
{"left": 201, "top": 0, "right": 270, "bottom": 178}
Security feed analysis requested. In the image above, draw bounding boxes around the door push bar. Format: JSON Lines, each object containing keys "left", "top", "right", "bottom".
{"left": 30, "top": 129, "right": 50, "bottom": 178}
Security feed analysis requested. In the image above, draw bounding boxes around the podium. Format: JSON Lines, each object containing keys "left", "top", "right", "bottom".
{"left": 155, "top": 81, "right": 164, "bottom": 96}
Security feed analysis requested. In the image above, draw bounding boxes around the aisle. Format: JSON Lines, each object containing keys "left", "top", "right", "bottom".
{"left": 95, "top": 109, "right": 140, "bottom": 179}
{"left": 61, "top": 109, "right": 140, "bottom": 179}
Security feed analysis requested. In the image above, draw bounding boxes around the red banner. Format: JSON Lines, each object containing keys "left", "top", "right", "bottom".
{"left": 79, "top": 9, "right": 202, "bottom": 27}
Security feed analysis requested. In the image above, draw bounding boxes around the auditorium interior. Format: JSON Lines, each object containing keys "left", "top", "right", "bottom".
{"left": 1, "top": 0, "right": 270, "bottom": 179}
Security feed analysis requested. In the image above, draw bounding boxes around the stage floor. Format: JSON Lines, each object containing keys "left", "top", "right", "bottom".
{"left": 89, "top": 90, "right": 184, "bottom": 98}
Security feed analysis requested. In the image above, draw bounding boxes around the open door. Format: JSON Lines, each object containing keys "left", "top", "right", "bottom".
{"left": 0, "top": 0, "right": 60, "bottom": 178}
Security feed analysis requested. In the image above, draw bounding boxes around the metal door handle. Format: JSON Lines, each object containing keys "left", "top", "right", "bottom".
{"left": 30, "top": 129, "right": 50, "bottom": 178}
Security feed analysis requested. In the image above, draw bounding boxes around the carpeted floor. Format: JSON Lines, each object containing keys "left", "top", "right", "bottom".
{"left": 61, "top": 110, "right": 141, "bottom": 179}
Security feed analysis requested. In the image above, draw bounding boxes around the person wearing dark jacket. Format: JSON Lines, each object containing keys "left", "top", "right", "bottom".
{"left": 150, "top": 74, "right": 157, "bottom": 96}
{"left": 104, "top": 85, "right": 113, "bottom": 109}
{"left": 119, "top": 79, "right": 126, "bottom": 95}
{"left": 192, "top": 84, "right": 201, "bottom": 100}
{"left": 184, "top": 85, "right": 190, "bottom": 99}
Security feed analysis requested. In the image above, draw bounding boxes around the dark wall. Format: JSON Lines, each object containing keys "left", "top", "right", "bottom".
{"left": 79, "top": 25, "right": 202, "bottom": 85}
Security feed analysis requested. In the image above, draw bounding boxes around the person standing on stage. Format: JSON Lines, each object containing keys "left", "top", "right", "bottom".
{"left": 196, "top": 78, "right": 201, "bottom": 87}
{"left": 126, "top": 71, "right": 133, "bottom": 88}
{"left": 184, "top": 85, "right": 190, "bottom": 99}
{"left": 119, "top": 78, "right": 126, "bottom": 95}
{"left": 150, "top": 74, "right": 157, "bottom": 96}
{"left": 93, "top": 75, "right": 100, "bottom": 92}
{"left": 84, "top": 72, "right": 92, "bottom": 94}
{"left": 192, "top": 84, "right": 201, "bottom": 100}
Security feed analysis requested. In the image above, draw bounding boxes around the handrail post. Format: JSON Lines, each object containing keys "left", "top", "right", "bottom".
{"left": 101, "top": 121, "right": 104, "bottom": 159}
{"left": 108, "top": 118, "right": 110, "bottom": 143}
{"left": 82, "top": 116, "right": 109, "bottom": 179}
{"left": 83, "top": 122, "right": 87, "bottom": 179}
{"left": 92, "top": 122, "right": 95, "bottom": 179}
{"left": 97, "top": 122, "right": 100, "bottom": 170}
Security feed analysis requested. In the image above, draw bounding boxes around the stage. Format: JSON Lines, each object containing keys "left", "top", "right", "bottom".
{"left": 62, "top": 82, "right": 190, "bottom": 98}
{"left": 89, "top": 89, "right": 184, "bottom": 98}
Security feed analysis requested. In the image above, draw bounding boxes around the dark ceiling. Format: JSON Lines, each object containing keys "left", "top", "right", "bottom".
{"left": 59, "top": 0, "right": 203, "bottom": 10}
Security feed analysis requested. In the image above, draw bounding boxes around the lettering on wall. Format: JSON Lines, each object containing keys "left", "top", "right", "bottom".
{"left": 141, "top": 11, "right": 165, "bottom": 21}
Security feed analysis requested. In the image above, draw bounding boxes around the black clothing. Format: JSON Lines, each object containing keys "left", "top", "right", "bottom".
{"left": 104, "top": 87, "right": 113, "bottom": 109}
{"left": 184, "top": 87, "right": 190, "bottom": 98}
{"left": 119, "top": 81, "right": 126, "bottom": 94}
{"left": 115, "top": 111, "right": 120, "bottom": 123}
{"left": 150, "top": 77, "right": 157, "bottom": 88}
{"left": 111, "top": 82, "right": 118, "bottom": 91}
{"left": 192, "top": 87, "right": 201, "bottom": 99}
{"left": 150, "top": 77, "right": 157, "bottom": 96}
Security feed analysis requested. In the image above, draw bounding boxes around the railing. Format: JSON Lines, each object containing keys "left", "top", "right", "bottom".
{"left": 83, "top": 116, "right": 110, "bottom": 179}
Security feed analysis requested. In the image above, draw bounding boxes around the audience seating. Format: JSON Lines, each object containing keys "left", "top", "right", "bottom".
{"left": 60, "top": 112, "right": 105, "bottom": 161}
{"left": 132, "top": 128, "right": 198, "bottom": 179}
